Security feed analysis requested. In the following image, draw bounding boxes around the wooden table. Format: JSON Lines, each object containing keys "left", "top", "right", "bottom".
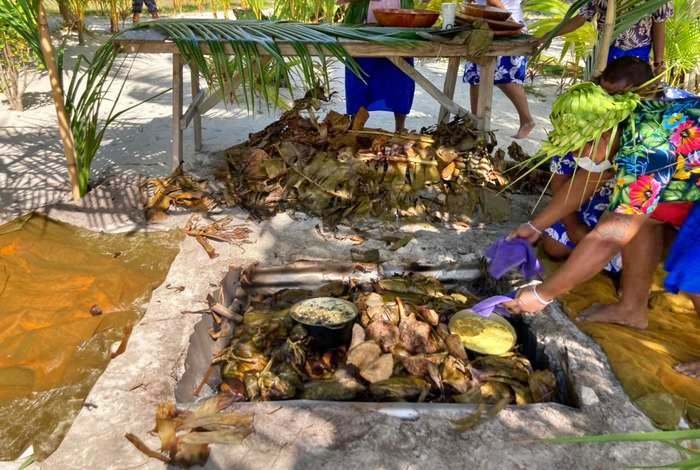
{"left": 114, "top": 28, "right": 537, "bottom": 169}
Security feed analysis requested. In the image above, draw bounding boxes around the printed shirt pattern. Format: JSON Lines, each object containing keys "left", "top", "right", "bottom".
{"left": 580, "top": 0, "right": 673, "bottom": 50}
{"left": 609, "top": 98, "right": 700, "bottom": 215}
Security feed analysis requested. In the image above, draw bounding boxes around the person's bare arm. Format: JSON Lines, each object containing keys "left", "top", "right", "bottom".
{"left": 505, "top": 212, "right": 648, "bottom": 313}
{"left": 486, "top": 0, "right": 509, "bottom": 10}
{"left": 532, "top": 170, "right": 610, "bottom": 231}
{"left": 538, "top": 212, "right": 646, "bottom": 298}
{"left": 552, "top": 14, "right": 586, "bottom": 37}
{"left": 652, "top": 21, "right": 666, "bottom": 73}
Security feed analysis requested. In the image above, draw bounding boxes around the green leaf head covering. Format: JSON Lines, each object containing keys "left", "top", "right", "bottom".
{"left": 537, "top": 82, "right": 640, "bottom": 161}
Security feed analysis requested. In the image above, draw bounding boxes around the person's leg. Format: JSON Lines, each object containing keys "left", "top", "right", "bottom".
{"left": 132, "top": 0, "right": 144, "bottom": 22}
{"left": 497, "top": 82, "right": 535, "bottom": 139}
{"left": 542, "top": 234, "right": 573, "bottom": 260}
{"left": 145, "top": 0, "right": 159, "bottom": 17}
{"left": 394, "top": 113, "right": 407, "bottom": 133}
{"left": 673, "top": 294, "right": 700, "bottom": 379}
{"left": 580, "top": 219, "right": 664, "bottom": 329}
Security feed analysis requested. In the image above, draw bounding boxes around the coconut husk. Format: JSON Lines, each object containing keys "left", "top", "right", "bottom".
{"left": 222, "top": 101, "right": 526, "bottom": 226}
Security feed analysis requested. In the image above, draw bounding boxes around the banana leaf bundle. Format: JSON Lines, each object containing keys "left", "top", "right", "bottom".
{"left": 223, "top": 97, "right": 518, "bottom": 226}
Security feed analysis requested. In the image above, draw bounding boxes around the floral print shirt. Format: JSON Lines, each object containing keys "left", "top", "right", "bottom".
{"left": 580, "top": 0, "right": 674, "bottom": 50}
{"left": 609, "top": 98, "right": 700, "bottom": 216}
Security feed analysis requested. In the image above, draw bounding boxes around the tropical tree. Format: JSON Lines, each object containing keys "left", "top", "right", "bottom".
{"left": 0, "top": 20, "right": 34, "bottom": 110}
{"left": 0, "top": 0, "right": 166, "bottom": 197}
{"left": 66, "top": 0, "right": 87, "bottom": 45}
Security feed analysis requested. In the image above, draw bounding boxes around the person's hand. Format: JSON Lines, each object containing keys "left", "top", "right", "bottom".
{"left": 531, "top": 36, "right": 548, "bottom": 49}
{"left": 503, "top": 285, "right": 551, "bottom": 315}
{"left": 507, "top": 222, "right": 542, "bottom": 244}
{"left": 653, "top": 61, "right": 667, "bottom": 78}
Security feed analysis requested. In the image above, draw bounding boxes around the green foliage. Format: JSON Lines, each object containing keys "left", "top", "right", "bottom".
{"left": 272, "top": 0, "right": 337, "bottom": 23}
{"left": 0, "top": 0, "right": 42, "bottom": 67}
{"left": 0, "top": 18, "right": 34, "bottom": 110}
{"left": 524, "top": 0, "right": 595, "bottom": 65}
{"left": 665, "top": 0, "right": 700, "bottom": 87}
{"left": 65, "top": 42, "right": 168, "bottom": 194}
{"left": 544, "top": 428, "right": 700, "bottom": 468}
{"left": 132, "top": 19, "right": 420, "bottom": 112}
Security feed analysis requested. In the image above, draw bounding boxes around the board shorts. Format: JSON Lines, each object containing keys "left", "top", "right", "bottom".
{"left": 463, "top": 56, "right": 528, "bottom": 86}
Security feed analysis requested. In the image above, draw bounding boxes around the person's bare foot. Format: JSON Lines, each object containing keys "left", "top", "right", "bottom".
{"left": 513, "top": 121, "right": 535, "bottom": 139}
{"left": 577, "top": 303, "right": 649, "bottom": 329}
{"left": 674, "top": 361, "right": 700, "bottom": 379}
{"left": 132, "top": 13, "right": 141, "bottom": 23}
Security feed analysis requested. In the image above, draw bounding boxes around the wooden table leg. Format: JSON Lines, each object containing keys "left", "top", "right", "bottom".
{"left": 172, "top": 53, "right": 184, "bottom": 170}
{"left": 476, "top": 57, "right": 497, "bottom": 132}
{"left": 438, "top": 57, "right": 460, "bottom": 124}
{"left": 190, "top": 61, "right": 203, "bottom": 152}
{"left": 388, "top": 57, "right": 469, "bottom": 119}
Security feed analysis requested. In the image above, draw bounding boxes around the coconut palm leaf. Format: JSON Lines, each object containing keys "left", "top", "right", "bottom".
{"left": 129, "top": 19, "right": 424, "bottom": 110}
{"left": 544, "top": 428, "right": 700, "bottom": 469}
{"left": 665, "top": 0, "right": 700, "bottom": 86}
{"left": 525, "top": 0, "right": 596, "bottom": 64}
{"left": 0, "top": 0, "right": 42, "bottom": 67}
{"left": 65, "top": 42, "right": 170, "bottom": 193}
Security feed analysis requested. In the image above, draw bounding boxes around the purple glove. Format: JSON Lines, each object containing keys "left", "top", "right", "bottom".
{"left": 471, "top": 295, "right": 513, "bottom": 318}
{"left": 484, "top": 237, "right": 542, "bottom": 280}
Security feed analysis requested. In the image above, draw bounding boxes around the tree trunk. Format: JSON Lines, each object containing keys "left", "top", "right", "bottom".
{"left": 593, "top": 0, "right": 615, "bottom": 77}
{"left": 56, "top": 0, "right": 75, "bottom": 25}
{"left": 109, "top": 0, "right": 120, "bottom": 33}
{"left": 37, "top": 1, "right": 81, "bottom": 200}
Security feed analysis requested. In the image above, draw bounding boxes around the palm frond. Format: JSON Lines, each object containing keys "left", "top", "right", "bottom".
{"left": 129, "top": 19, "right": 428, "bottom": 109}
{"left": 525, "top": 0, "right": 596, "bottom": 65}
{"left": 543, "top": 429, "right": 700, "bottom": 468}
{"left": 0, "top": 0, "right": 42, "bottom": 67}
{"left": 65, "top": 41, "right": 169, "bottom": 194}
{"left": 665, "top": 0, "right": 700, "bottom": 85}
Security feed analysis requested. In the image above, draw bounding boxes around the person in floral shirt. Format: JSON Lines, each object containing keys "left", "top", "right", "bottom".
{"left": 548, "top": 0, "right": 673, "bottom": 73}
{"left": 610, "top": 98, "right": 700, "bottom": 217}
{"left": 504, "top": 95, "right": 700, "bottom": 378}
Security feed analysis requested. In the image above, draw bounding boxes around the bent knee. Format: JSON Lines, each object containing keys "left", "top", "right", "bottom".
{"left": 542, "top": 235, "right": 572, "bottom": 260}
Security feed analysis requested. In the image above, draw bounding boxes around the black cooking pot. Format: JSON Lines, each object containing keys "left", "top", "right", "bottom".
{"left": 289, "top": 297, "right": 358, "bottom": 350}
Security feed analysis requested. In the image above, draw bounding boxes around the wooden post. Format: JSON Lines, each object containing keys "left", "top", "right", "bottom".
{"left": 476, "top": 57, "right": 497, "bottom": 132}
{"left": 191, "top": 62, "right": 203, "bottom": 152}
{"left": 172, "top": 53, "right": 184, "bottom": 170}
{"left": 38, "top": 1, "right": 81, "bottom": 200}
{"left": 438, "top": 57, "right": 460, "bottom": 124}
{"left": 594, "top": 0, "right": 615, "bottom": 77}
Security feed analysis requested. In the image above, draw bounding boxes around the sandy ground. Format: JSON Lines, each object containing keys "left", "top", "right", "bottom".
{"left": 0, "top": 13, "right": 562, "bottom": 225}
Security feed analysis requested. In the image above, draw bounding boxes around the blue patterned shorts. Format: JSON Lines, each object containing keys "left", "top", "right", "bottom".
{"left": 544, "top": 153, "right": 622, "bottom": 273}
{"left": 463, "top": 56, "right": 528, "bottom": 86}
